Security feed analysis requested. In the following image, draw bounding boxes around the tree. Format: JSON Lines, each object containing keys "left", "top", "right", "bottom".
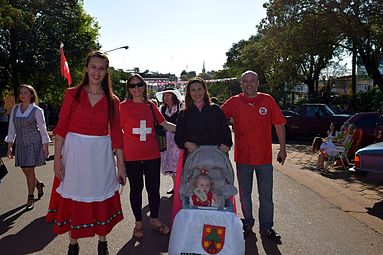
{"left": 180, "top": 70, "right": 196, "bottom": 81}
{"left": 110, "top": 67, "right": 131, "bottom": 100}
{"left": 257, "top": 0, "right": 341, "bottom": 99}
{"left": 321, "top": 0, "right": 383, "bottom": 92}
{"left": 0, "top": 0, "right": 100, "bottom": 102}
{"left": 224, "top": 35, "right": 265, "bottom": 81}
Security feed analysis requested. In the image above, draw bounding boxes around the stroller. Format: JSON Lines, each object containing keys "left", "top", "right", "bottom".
{"left": 169, "top": 146, "right": 244, "bottom": 255}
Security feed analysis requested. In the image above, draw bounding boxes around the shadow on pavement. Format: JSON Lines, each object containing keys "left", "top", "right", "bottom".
{"left": 243, "top": 231, "right": 282, "bottom": 254}
{"left": 118, "top": 196, "right": 172, "bottom": 255}
{"left": 0, "top": 205, "right": 27, "bottom": 236}
{"left": 0, "top": 143, "right": 7, "bottom": 158}
{"left": 0, "top": 216, "right": 56, "bottom": 255}
{"left": 261, "top": 237, "right": 282, "bottom": 255}
{"left": 244, "top": 231, "right": 260, "bottom": 254}
{"left": 319, "top": 169, "right": 352, "bottom": 180}
{"left": 366, "top": 200, "right": 383, "bottom": 220}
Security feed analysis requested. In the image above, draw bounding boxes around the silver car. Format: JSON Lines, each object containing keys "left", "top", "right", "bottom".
{"left": 349, "top": 142, "right": 383, "bottom": 175}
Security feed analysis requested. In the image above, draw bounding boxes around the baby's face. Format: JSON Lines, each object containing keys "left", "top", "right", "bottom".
{"left": 196, "top": 178, "right": 211, "bottom": 195}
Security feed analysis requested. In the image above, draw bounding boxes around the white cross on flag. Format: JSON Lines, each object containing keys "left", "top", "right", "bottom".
{"left": 132, "top": 120, "right": 152, "bottom": 141}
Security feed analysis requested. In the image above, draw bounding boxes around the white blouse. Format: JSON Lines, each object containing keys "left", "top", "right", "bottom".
{"left": 4, "top": 103, "right": 51, "bottom": 144}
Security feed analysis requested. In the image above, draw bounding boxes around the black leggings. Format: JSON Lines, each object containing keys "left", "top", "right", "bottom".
{"left": 125, "top": 158, "right": 161, "bottom": 221}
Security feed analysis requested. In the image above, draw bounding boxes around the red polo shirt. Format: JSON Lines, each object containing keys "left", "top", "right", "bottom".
{"left": 221, "top": 93, "right": 285, "bottom": 165}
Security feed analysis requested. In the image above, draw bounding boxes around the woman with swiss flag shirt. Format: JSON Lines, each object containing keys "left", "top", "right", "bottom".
{"left": 120, "top": 74, "right": 175, "bottom": 239}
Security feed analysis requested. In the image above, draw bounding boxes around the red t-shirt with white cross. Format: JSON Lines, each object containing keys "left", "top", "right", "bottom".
{"left": 221, "top": 93, "right": 286, "bottom": 165}
{"left": 120, "top": 99, "right": 165, "bottom": 161}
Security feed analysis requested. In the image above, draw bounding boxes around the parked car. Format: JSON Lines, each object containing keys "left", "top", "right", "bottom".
{"left": 349, "top": 142, "right": 383, "bottom": 176}
{"left": 281, "top": 110, "right": 300, "bottom": 118}
{"left": 283, "top": 104, "right": 350, "bottom": 137}
{"left": 375, "top": 108, "right": 383, "bottom": 142}
{"left": 345, "top": 112, "right": 380, "bottom": 147}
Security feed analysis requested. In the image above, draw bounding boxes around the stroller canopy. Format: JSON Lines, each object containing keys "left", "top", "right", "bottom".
{"left": 179, "top": 146, "right": 237, "bottom": 201}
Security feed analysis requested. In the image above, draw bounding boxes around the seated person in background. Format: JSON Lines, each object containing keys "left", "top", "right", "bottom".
{"left": 311, "top": 122, "right": 349, "bottom": 154}
{"left": 191, "top": 173, "right": 219, "bottom": 207}
{"left": 331, "top": 122, "right": 350, "bottom": 145}
{"left": 326, "top": 122, "right": 337, "bottom": 140}
{"left": 313, "top": 123, "right": 356, "bottom": 170}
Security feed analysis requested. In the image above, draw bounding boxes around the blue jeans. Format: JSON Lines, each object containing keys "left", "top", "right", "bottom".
{"left": 236, "top": 163, "right": 274, "bottom": 231}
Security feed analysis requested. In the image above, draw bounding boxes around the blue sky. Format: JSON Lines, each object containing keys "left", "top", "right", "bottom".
{"left": 83, "top": 0, "right": 267, "bottom": 76}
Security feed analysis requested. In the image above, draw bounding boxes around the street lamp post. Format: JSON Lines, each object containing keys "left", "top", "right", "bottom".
{"left": 103, "top": 45, "right": 130, "bottom": 97}
{"left": 104, "top": 45, "right": 129, "bottom": 53}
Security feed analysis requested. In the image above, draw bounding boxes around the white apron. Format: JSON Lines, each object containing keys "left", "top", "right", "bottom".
{"left": 56, "top": 132, "right": 119, "bottom": 202}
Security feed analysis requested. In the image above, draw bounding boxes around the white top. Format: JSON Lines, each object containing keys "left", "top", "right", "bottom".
{"left": 4, "top": 103, "right": 51, "bottom": 144}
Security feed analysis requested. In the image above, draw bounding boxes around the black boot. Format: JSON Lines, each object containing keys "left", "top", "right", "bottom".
{"left": 67, "top": 243, "right": 79, "bottom": 255}
{"left": 98, "top": 240, "right": 109, "bottom": 255}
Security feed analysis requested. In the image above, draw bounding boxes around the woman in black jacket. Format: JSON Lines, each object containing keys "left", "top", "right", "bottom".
{"left": 175, "top": 77, "right": 232, "bottom": 154}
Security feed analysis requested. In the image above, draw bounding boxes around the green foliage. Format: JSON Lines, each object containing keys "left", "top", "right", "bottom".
{"left": 205, "top": 79, "right": 241, "bottom": 103}
{"left": 321, "top": 0, "right": 383, "bottom": 91}
{"left": 180, "top": 70, "right": 197, "bottom": 81}
{"left": 110, "top": 68, "right": 131, "bottom": 100}
{"left": 224, "top": 35, "right": 264, "bottom": 81}
{"left": 0, "top": 0, "right": 100, "bottom": 103}
{"left": 222, "top": 0, "right": 383, "bottom": 104}
{"left": 349, "top": 88, "right": 383, "bottom": 112}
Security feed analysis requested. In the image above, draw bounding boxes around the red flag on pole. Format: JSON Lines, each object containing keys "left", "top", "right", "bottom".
{"left": 60, "top": 42, "right": 72, "bottom": 86}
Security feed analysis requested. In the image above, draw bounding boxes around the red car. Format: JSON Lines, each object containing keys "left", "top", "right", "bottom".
{"left": 375, "top": 109, "right": 383, "bottom": 142}
{"left": 346, "top": 112, "right": 380, "bottom": 147}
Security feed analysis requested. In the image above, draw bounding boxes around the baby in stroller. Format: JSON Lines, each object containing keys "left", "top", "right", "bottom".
{"left": 169, "top": 146, "right": 244, "bottom": 255}
{"left": 191, "top": 172, "right": 219, "bottom": 207}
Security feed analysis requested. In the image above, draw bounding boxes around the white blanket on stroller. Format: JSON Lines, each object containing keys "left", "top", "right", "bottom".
{"left": 169, "top": 208, "right": 244, "bottom": 255}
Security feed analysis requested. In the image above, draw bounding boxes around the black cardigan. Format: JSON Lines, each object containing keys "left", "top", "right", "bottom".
{"left": 175, "top": 104, "right": 233, "bottom": 149}
{"left": 160, "top": 104, "right": 181, "bottom": 125}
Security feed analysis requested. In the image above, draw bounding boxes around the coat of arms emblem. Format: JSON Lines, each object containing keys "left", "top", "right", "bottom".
{"left": 201, "top": 224, "right": 226, "bottom": 254}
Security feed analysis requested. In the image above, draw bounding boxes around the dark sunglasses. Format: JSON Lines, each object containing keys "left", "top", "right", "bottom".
{"left": 127, "top": 82, "right": 145, "bottom": 89}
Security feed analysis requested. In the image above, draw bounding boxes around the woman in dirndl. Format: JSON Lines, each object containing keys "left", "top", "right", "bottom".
{"left": 46, "top": 51, "right": 126, "bottom": 255}
{"left": 5, "top": 84, "right": 50, "bottom": 211}
{"left": 155, "top": 87, "right": 183, "bottom": 194}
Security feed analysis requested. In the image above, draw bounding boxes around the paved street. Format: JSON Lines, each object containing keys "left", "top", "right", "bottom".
{"left": 0, "top": 141, "right": 383, "bottom": 254}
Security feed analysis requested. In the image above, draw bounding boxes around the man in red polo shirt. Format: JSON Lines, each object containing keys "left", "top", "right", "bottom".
{"left": 221, "top": 70, "right": 287, "bottom": 244}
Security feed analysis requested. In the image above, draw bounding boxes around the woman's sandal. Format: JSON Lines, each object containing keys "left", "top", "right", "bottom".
{"left": 155, "top": 224, "right": 170, "bottom": 235}
{"left": 36, "top": 182, "right": 45, "bottom": 199}
{"left": 26, "top": 195, "right": 35, "bottom": 211}
{"left": 150, "top": 220, "right": 170, "bottom": 235}
{"left": 133, "top": 227, "right": 144, "bottom": 239}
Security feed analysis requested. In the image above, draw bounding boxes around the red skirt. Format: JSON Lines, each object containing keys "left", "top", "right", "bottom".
{"left": 46, "top": 177, "right": 124, "bottom": 239}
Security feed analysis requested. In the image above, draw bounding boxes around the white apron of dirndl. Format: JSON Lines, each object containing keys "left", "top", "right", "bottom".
{"left": 56, "top": 132, "right": 119, "bottom": 202}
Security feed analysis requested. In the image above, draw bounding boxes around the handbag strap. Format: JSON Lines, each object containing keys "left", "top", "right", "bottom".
{"left": 148, "top": 102, "right": 158, "bottom": 126}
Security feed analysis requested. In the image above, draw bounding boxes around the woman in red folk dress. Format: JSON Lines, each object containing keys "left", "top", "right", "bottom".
{"left": 46, "top": 51, "right": 126, "bottom": 255}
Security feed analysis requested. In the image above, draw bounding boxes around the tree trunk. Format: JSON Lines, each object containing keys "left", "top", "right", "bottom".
{"left": 360, "top": 53, "right": 383, "bottom": 92}
{"left": 352, "top": 48, "right": 357, "bottom": 96}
